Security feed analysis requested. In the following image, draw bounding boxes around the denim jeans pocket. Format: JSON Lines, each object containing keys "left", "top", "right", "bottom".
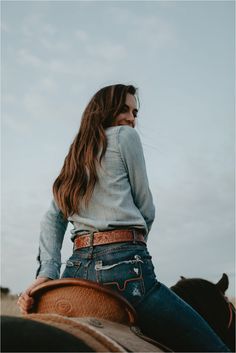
{"left": 61, "top": 259, "right": 82, "bottom": 278}
{"left": 95, "top": 254, "right": 145, "bottom": 306}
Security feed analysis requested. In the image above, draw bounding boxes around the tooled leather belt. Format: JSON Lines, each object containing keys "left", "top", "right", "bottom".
{"left": 74, "top": 229, "right": 146, "bottom": 250}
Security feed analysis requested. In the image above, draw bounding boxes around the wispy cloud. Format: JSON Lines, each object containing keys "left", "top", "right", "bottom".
{"left": 106, "top": 6, "right": 178, "bottom": 49}
{"left": 75, "top": 29, "right": 90, "bottom": 42}
{"left": 38, "top": 77, "right": 57, "bottom": 93}
{"left": 16, "top": 5, "right": 176, "bottom": 79}
{"left": 17, "top": 48, "right": 43, "bottom": 67}
{"left": 21, "top": 11, "right": 51, "bottom": 39}
{"left": 40, "top": 37, "right": 71, "bottom": 51}
{"left": 86, "top": 41, "right": 127, "bottom": 61}
{"left": 23, "top": 91, "right": 56, "bottom": 121}
{"left": 2, "top": 113, "right": 30, "bottom": 134}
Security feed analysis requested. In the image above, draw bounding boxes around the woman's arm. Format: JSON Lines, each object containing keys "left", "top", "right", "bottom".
{"left": 18, "top": 199, "right": 68, "bottom": 314}
{"left": 118, "top": 126, "right": 155, "bottom": 234}
{"left": 36, "top": 199, "right": 68, "bottom": 279}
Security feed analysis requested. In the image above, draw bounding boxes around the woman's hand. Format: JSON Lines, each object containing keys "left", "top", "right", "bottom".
{"left": 17, "top": 277, "right": 51, "bottom": 315}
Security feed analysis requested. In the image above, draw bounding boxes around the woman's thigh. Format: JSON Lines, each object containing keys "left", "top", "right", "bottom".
{"left": 136, "top": 282, "right": 230, "bottom": 352}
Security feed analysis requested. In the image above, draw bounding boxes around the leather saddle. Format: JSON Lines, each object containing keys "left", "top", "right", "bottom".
{"left": 29, "top": 278, "right": 136, "bottom": 325}
{"left": 26, "top": 278, "right": 171, "bottom": 352}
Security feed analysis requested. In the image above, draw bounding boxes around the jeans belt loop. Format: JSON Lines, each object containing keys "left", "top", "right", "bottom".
{"left": 132, "top": 229, "right": 137, "bottom": 244}
{"left": 89, "top": 231, "right": 95, "bottom": 247}
{"left": 87, "top": 231, "right": 95, "bottom": 259}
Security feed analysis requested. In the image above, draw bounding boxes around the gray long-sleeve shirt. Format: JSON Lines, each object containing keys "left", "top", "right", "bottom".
{"left": 37, "top": 126, "right": 155, "bottom": 279}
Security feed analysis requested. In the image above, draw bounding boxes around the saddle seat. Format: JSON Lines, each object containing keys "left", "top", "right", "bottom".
{"left": 30, "top": 278, "right": 136, "bottom": 325}
{"left": 28, "top": 278, "right": 170, "bottom": 352}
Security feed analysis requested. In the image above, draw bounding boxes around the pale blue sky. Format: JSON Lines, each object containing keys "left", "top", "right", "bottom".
{"left": 1, "top": 0, "right": 235, "bottom": 296}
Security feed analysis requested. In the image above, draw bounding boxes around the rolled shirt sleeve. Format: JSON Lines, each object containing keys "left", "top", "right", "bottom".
{"left": 118, "top": 126, "right": 155, "bottom": 234}
{"left": 36, "top": 199, "right": 68, "bottom": 279}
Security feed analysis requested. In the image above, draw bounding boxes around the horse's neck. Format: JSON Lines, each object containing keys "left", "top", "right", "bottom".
{"left": 171, "top": 281, "right": 229, "bottom": 335}
{"left": 171, "top": 279, "right": 235, "bottom": 352}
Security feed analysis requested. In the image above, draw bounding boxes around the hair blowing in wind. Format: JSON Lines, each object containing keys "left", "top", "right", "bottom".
{"left": 53, "top": 84, "right": 138, "bottom": 218}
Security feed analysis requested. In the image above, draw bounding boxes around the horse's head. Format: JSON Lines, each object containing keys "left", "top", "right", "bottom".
{"left": 171, "top": 273, "right": 235, "bottom": 352}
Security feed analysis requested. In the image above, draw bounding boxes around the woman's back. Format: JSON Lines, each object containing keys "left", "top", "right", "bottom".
{"left": 69, "top": 126, "right": 155, "bottom": 238}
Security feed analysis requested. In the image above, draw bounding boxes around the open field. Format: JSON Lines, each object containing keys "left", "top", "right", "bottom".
{"left": 1, "top": 295, "right": 21, "bottom": 316}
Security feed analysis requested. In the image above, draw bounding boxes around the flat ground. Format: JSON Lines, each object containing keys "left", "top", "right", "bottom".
{"left": 1, "top": 295, "right": 21, "bottom": 316}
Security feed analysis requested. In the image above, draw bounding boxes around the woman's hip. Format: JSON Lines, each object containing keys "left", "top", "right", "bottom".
{"left": 61, "top": 242, "right": 158, "bottom": 306}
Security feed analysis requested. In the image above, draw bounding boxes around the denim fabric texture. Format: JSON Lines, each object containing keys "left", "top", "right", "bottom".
{"left": 62, "top": 242, "right": 230, "bottom": 352}
{"left": 37, "top": 126, "right": 155, "bottom": 279}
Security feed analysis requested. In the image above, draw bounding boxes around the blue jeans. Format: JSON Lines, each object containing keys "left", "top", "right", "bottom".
{"left": 62, "top": 242, "right": 230, "bottom": 352}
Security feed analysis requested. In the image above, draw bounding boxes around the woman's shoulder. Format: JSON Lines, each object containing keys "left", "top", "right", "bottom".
{"left": 106, "top": 126, "right": 140, "bottom": 140}
{"left": 105, "top": 127, "right": 141, "bottom": 153}
{"left": 118, "top": 126, "right": 141, "bottom": 146}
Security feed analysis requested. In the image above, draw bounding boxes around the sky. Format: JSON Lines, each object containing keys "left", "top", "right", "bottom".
{"left": 1, "top": 0, "right": 235, "bottom": 297}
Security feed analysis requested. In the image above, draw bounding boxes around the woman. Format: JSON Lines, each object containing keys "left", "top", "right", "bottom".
{"left": 17, "top": 84, "right": 230, "bottom": 352}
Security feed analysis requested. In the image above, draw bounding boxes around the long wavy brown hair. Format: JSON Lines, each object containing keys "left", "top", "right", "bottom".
{"left": 53, "top": 84, "right": 138, "bottom": 218}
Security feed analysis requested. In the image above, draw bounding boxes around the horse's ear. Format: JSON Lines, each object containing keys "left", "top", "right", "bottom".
{"left": 216, "top": 273, "right": 229, "bottom": 294}
{"left": 180, "top": 276, "right": 186, "bottom": 280}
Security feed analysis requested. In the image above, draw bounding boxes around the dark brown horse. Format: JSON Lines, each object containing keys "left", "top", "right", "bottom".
{"left": 171, "top": 273, "right": 235, "bottom": 352}
{"left": 1, "top": 315, "right": 94, "bottom": 352}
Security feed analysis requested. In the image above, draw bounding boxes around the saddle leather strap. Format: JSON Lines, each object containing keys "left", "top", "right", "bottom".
{"left": 74, "top": 229, "right": 146, "bottom": 250}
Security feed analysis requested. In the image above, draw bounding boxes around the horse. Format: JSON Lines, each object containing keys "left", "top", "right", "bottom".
{"left": 1, "top": 274, "right": 234, "bottom": 352}
{"left": 1, "top": 315, "right": 94, "bottom": 352}
{"left": 171, "top": 273, "right": 235, "bottom": 352}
